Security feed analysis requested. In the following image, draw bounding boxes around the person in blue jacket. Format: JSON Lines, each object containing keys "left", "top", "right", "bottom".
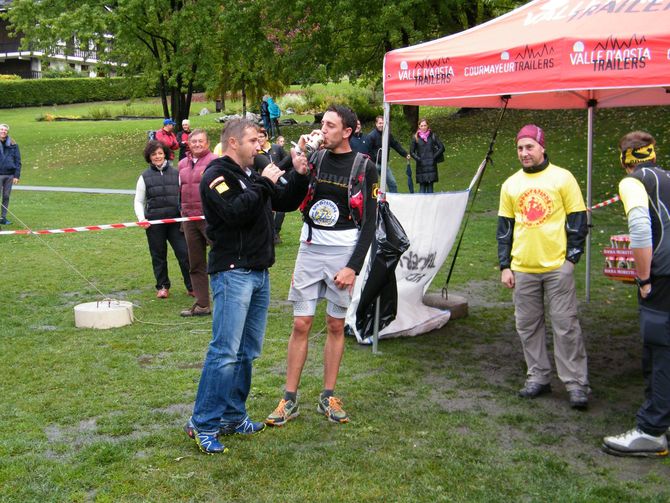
{"left": 0, "top": 123, "right": 21, "bottom": 226}
{"left": 267, "top": 97, "right": 281, "bottom": 139}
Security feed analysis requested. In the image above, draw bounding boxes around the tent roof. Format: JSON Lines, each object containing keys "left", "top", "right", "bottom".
{"left": 383, "top": 0, "right": 670, "bottom": 109}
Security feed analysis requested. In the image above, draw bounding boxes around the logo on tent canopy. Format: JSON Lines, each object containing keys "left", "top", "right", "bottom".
{"left": 397, "top": 58, "right": 454, "bottom": 86}
{"left": 569, "top": 35, "right": 650, "bottom": 71}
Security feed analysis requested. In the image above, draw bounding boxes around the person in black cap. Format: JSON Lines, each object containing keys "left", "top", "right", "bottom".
{"left": 497, "top": 124, "right": 590, "bottom": 409}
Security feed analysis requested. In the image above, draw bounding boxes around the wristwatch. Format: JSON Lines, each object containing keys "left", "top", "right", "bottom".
{"left": 635, "top": 276, "right": 652, "bottom": 287}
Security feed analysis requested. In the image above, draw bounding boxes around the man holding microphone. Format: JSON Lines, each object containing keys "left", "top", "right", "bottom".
{"left": 185, "top": 118, "right": 310, "bottom": 454}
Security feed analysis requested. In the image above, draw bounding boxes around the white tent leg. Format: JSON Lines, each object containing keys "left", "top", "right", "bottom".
{"left": 585, "top": 103, "right": 595, "bottom": 302}
{"left": 371, "top": 103, "right": 392, "bottom": 353}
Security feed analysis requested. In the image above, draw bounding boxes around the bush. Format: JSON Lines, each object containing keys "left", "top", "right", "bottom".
{"left": 0, "top": 74, "right": 21, "bottom": 81}
{"left": 300, "top": 83, "right": 380, "bottom": 121}
{"left": 277, "top": 93, "right": 308, "bottom": 114}
{"left": 0, "top": 77, "right": 155, "bottom": 108}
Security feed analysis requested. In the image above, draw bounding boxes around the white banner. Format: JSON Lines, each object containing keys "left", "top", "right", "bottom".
{"left": 347, "top": 190, "right": 471, "bottom": 342}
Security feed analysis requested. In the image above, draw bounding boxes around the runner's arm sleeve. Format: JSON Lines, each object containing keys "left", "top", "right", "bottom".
{"left": 565, "top": 210, "right": 588, "bottom": 263}
{"left": 627, "top": 206, "right": 652, "bottom": 249}
{"left": 496, "top": 216, "right": 515, "bottom": 270}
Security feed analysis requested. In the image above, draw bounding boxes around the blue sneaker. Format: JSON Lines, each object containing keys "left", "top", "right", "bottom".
{"left": 222, "top": 415, "right": 266, "bottom": 436}
{"left": 193, "top": 429, "right": 227, "bottom": 455}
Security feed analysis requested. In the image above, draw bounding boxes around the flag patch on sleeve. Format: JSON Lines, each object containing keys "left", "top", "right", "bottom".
{"left": 209, "top": 176, "right": 229, "bottom": 194}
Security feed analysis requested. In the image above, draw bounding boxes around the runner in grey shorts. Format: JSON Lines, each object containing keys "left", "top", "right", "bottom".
{"left": 288, "top": 243, "right": 355, "bottom": 317}
{"left": 265, "top": 104, "right": 378, "bottom": 426}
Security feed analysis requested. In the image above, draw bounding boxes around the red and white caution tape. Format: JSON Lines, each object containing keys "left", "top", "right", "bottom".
{"left": 590, "top": 194, "right": 620, "bottom": 211}
{"left": 0, "top": 193, "right": 622, "bottom": 236}
{"left": 0, "top": 216, "right": 204, "bottom": 236}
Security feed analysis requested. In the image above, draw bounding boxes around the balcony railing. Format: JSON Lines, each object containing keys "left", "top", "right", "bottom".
{"left": 0, "top": 42, "right": 98, "bottom": 61}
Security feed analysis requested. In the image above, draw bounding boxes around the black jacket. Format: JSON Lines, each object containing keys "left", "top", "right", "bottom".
{"left": 367, "top": 128, "right": 407, "bottom": 164}
{"left": 200, "top": 155, "right": 309, "bottom": 273}
{"left": 410, "top": 132, "right": 444, "bottom": 183}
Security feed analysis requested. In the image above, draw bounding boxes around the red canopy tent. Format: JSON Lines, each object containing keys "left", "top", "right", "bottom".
{"left": 380, "top": 0, "right": 670, "bottom": 300}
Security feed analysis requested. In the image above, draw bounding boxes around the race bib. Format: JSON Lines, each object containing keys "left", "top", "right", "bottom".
{"left": 308, "top": 199, "right": 339, "bottom": 227}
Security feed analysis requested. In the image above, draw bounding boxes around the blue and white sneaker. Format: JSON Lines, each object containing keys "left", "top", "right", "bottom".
{"left": 193, "top": 429, "right": 227, "bottom": 455}
{"left": 221, "top": 415, "right": 266, "bottom": 436}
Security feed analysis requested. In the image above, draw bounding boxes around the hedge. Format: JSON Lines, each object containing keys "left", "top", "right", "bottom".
{"left": 0, "top": 77, "right": 155, "bottom": 108}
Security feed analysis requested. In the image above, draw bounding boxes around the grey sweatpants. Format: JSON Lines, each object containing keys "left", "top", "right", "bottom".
{"left": 512, "top": 260, "right": 590, "bottom": 392}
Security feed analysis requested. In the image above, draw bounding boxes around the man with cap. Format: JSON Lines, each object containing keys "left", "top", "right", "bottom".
{"left": 602, "top": 131, "right": 670, "bottom": 458}
{"left": 155, "top": 119, "right": 180, "bottom": 160}
{"left": 497, "top": 124, "right": 590, "bottom": 409}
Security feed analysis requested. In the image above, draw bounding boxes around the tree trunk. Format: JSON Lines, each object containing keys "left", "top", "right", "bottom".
{"left": 403, "top": 105, "right": 419, "bottom": 131}
{"left": 242, "top": 79, "right": 247, "bottom": 117}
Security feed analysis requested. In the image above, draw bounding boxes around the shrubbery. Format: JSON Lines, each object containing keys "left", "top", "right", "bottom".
{"left": 0, "top": 77, "right": 155, "bottom": 108}
{"left": 283, "top": 83, "right": 382, "bottom": 121}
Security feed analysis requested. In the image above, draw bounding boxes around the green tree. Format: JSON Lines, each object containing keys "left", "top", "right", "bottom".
{"left": 5, "top": 0, "right": 219, "bottom": 124}
{"left": 261, "top": 0, "right": 523, "bottom": 125}
{"left": 200, "top": 1, "right": 290, "bottom": 116}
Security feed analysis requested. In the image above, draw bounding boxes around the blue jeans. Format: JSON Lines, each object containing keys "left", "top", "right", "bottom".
{"left": 376, "top": 163, "right": 398, "bottom": 193}
{"left": 191, "top": 268, "right": 270, "bottom": 433}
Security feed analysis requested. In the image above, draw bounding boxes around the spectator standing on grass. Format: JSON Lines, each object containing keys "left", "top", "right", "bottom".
{"left": 253, "top": 128, "right": 293, "bottom": 244}
{"left": 0, "top": 123, "right": 21, "bottom": 226}
{"left": 178, "top": 128, "right": 218, "bottom": 317}
{"left": 349, "top": 119, "right": 370, "bottom": 155}
{"left": 178, "top": 119, "right": 192, "bottom": 161}
{"left": 184, "top": 118, "right": 310, "bottom": 454}
{"left": 410, "top": 118, "right": 444, "bottom": 194}
{"left": 602, "top": 131, "right": 670, "bottom": 458}
{"left": 265, "top": 105, "right": 378, "bottom": 427}
{"left": 267, "top": 96, "right": 281, "bottom": 139}
{"left": 367, "top": 115, "right": 410, "bottom": 193}
{"left": 155, "top": 119, "right": 180, "bottom": 160}
{"left": 134, "top": 140, "right": 192, "bottom": 299}
{"left": 497, "top": 124, "right": 590, "bottom": 410}
{"left": 260, "top": 95, "right": 271, "bottom": 133}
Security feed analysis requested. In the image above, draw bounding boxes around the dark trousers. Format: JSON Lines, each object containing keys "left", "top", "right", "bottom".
{"left": 419, "top": 182, "right": 434, "bottom": 193}
{"left": 0, "top": 175, "right": 14, "bottom": 219}
{"left": 270, "top": 118, "right": 281, "bottom": 139}
{"left": 183, "top": 220, "right": 210, "bottom": 308}
{"left": 145, "top": 223, "right": 192, "bottom": 291}
{"left": 636, "top": 305, "right": 670, "bottom": 436}
{"left": 274, "top": 211, "right": 285, "bottom": 235}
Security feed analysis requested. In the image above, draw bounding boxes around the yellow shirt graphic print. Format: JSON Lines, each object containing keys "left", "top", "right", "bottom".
{"left": 518, "top": 188, "right": 554, "bottom": 227}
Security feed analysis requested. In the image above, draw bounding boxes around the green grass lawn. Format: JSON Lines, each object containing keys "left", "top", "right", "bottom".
{"left": 1, "top": 99, "right": 669, "bottom": 502}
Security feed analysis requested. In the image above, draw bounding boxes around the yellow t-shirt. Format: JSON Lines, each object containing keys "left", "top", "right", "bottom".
{"left": 618, "top": 176, "right": 648, "bottom": 215}
{"left": 213, "top": 142, "right": 223, "bottom": 157}
{"left": 498, "top": 163, "right": 586, "bottom": 273}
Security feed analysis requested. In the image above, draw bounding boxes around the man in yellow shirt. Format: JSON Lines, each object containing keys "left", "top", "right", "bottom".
{"left": 602, "top": 131, "right": 670, "bottom": 458}
{"left": 497, "top": 124, "right": 590, "bottom": 409}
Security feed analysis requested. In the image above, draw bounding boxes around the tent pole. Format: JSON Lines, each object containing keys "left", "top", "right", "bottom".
{"left": 380, "top": 103, "right": 391, "bottom": 194}
{"left": 585, "top": 101, "right": 596, "bottom": 302}
{"left": 371, "top": 102, "right": 391, "bottom": 354}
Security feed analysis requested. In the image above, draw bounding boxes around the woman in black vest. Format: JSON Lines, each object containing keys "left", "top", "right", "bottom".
{"left": 133, "top": 141, "right": 192, "bottom": 298}
{"left": 410, "top": 118, "right": 445, "bottom": 194}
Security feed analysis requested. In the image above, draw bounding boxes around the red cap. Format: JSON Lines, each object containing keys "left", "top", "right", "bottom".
{"left": 516, "top": 124, "right": 545, "bottom": 148}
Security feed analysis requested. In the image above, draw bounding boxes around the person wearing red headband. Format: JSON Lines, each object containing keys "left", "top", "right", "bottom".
{"left": 497, "top": 124, "right": 590, "bottom": 410}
